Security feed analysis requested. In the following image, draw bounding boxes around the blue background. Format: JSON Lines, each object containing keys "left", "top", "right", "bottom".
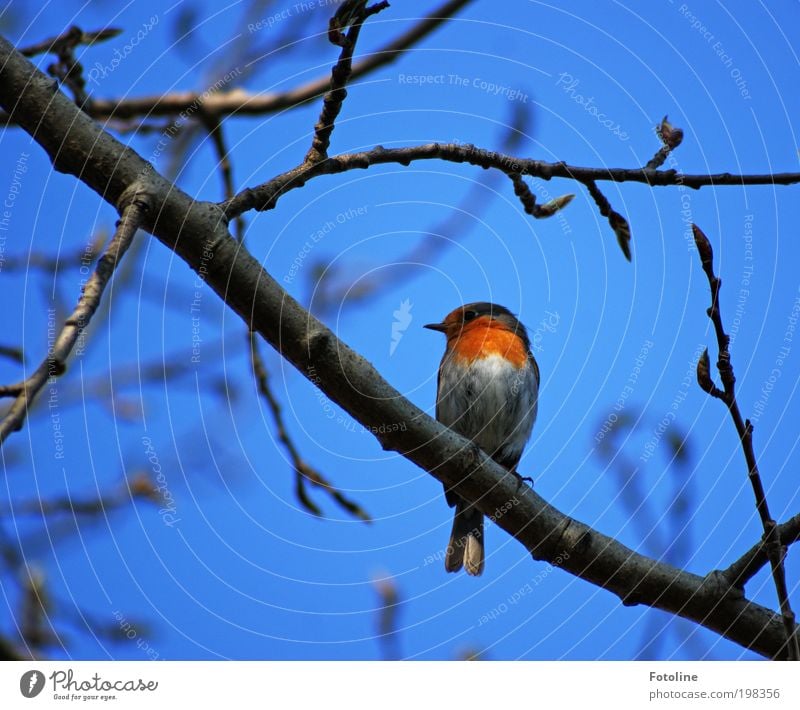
{"left": 1, "top": 0, "right": 799, "bottom": 660}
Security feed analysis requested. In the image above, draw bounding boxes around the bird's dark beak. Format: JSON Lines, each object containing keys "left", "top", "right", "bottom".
{"left": 424, "top": 321, "right": 448, "bottom": 333}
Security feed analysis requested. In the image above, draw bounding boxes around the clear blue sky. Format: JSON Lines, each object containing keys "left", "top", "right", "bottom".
{"left": 1, "top": 0, "right": 799, "bottom": 660}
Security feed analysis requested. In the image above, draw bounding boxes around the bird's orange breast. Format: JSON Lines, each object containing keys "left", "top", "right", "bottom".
{"left": 448, "top": 317, "right": 528, "bottom": 368}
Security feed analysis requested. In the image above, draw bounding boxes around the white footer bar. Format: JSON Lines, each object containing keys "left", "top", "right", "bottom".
{"left": 1, "top": 661, "right": 797, "bottom": 708}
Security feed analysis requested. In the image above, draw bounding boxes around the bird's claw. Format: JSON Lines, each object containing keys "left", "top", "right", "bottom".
{"left": 513, "top": 470, "right": 534, "bottom": 489}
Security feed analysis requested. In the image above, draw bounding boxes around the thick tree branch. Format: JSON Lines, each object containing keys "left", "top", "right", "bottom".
{"left": 693, "top": 224, "right": 799, "bottom": 660}
{"left": 0, "top": 195, "right": 147, "bottom": 444}
{"left": 0, "top": 34, "right": 795, "bottom": 660}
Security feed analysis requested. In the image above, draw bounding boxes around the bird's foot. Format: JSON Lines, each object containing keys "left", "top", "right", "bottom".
{"left": 512, "top": 469, "right": 534, "bottom": 489}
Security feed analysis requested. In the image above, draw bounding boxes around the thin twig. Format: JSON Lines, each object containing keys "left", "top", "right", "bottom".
{"left": 722, "top": 512, "right": 800, "bottom": 590}
{"left": 0, "top": 235, "right": 104, "bottom": 273}
{"left": 0, "top": 197, "right": 147, "bottom": 445}
{"left": 509, "top": 173, "right": 574, "bottom": 219}
{"left": 248, "top": 332, "right": 371, "bottom": 521}
{"left": 3, "top": 0, "right": 473, "bottom": 125}
{"left": 206, "top": 117, "right": 245, "bottom": 242}
{"left": 18, "top": 27, "right": 122, "bottom": 58}
{"left": 693, "top": 223, "right": 799, "bottom": 661}
{"left": 208, "top": 114, "right": 367, "bottom": 516}
{"left": 312, "top": 104, "right": 533, "bottom": 313}
{"left": 18, "top": 26, "right": 120, "bottom": 107}
{"left": 0, "top": 345, "right": 24, "bottom": 365}
{"left": 1, "top": 475, "right": 162, "bottom": 518}
{"left": 205, "top": 56, "right": 369, "bottom": 521}
{"left": 221, "top": 142, "right": 800, "bottom": 222}
{"left": 304, "top": 0, "right": 390, "bottom": 164}
{"left": 645, "top": 115, "right": 684, "bottom": 170}
{"left": 582, "top": 179, "right": 631, "bottom": 261}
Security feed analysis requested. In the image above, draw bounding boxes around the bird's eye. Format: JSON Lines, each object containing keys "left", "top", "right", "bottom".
{"left": 463, "top": 310, "right": 479, "bottom": 322}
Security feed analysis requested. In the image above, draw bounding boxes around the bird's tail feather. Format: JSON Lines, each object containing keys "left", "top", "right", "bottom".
{"left": 445, "top": 500, "right": 484, "bottom": 576}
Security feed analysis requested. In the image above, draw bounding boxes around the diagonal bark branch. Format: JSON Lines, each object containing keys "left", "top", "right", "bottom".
{"left": 0, "top": 34, "right": 795, "bottom": 660}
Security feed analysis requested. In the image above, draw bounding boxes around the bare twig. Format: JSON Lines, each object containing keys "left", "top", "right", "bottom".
{"left": 0, "top": 197, "right": 147, "bottom": 445}
{"left": 594, "top": 412, "right": 709, "bottom": 659}
{"left": 2, "top": 0, "right": 473, "bottom": 125}
{"left": 206, "top": 117, "right": 245, "bottom": 242}
{"left": 207, "top": 113, "right": 366, "bottom": 520}
{"left": 248, "top": 332, "right": 371, "bottom": 521}
{"left": 18, "top": 26, "right": 120, "bottom": 107}
{"left": 311, "top": 104, "right": 533, "bottom": 313}
{"left": 304, "top": 0, "right": 390, "bottom": 164}
{"left": 509, "top": 173, "right": 574, "bottom": 219}
{"left": 693, "top": 223, "right": 799, "bottom": 661}
{"left": 222, "top": 142, "right": 800, "bottom": 222}
{"left": 2, "top": 475, "right": 162, "bottom": 518}
{"left": 0, "top": 234, "right": 104, "bottom": 273}
{"left": 582, "top": 179, "right": 631, "bottom": 261}
{"left": 0, "top": 345, "right": 24, "bottom": 365}
{"left": 18, "top": 27, "right": 122, "bottom": 58}
{"left": 722, "top": 512, "right": 800, "bottom": 591}
{"left": 645, "top": 115, "right": 684, "bottom": 170}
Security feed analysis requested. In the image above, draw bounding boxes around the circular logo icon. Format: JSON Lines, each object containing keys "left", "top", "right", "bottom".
{"left": 20, "top": 670, "right": 45, "bottom": 699}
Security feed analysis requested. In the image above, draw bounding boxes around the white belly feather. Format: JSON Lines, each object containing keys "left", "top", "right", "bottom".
{"left": 437, "top": 353, "right": 538, "bottom": 468}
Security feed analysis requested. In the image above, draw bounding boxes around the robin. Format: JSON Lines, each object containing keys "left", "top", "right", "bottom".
{"left": 425, "top": 302, "right": 539, "bottom": 576}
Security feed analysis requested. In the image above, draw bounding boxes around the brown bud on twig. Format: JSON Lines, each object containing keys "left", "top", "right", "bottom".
{"left": 696, "top": 348, "right": 715, "bottom": 394}
{"left": 537, "top": 193, "right": 575, "bottom": 218}
{"left": 692, "top": 224, "right": 714, "bottom": 267}
{"left": 81, "top": 28, "right": 124, "bottom": 45}
{"left": 657, "top": 115, "right": 684, "bottom": 150}
{"left": 610, "top": 211, "right": 631, "bottom": 261}
{"left": 328, "top": 0, "right": 371, "bottom": 45}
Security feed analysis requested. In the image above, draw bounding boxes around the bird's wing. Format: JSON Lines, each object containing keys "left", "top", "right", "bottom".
{"left": 529, "top": 352, "right": 540, "bottom": 390}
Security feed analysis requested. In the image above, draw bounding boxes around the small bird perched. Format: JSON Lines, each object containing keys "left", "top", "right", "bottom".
{"left": 425, "top": 302, "right": 539, "bottom": 576}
